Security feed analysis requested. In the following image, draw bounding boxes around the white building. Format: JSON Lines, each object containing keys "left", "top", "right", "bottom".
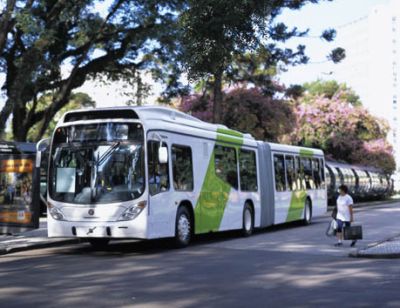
{"left": 332, "top": 1, "right": 400, "bottom": 189}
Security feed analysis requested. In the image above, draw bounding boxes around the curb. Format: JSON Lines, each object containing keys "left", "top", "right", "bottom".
{"left": 0, "top": 238, "right": 82, "bottom": 256}
{"left": 328, "top": 199, "right": 400, "bottom": 210}
{"left": 349, "top": 252, "right": 400, "bottom": 259}
{"left": 349, "top": 232, "right": 400, "bottom": 259}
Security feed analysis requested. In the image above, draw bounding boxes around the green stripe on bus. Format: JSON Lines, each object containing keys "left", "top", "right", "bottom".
{"left": 194, "top": 129, "right": 244, "bottom": 233}
{"left": 299, "top": 149, "right": 314, "bottom": 158}
{"left": 215, "top": 128, "right": 243, "bottom": 144}
{"left": 286, "top": 191, "right": 307, "bottom": 222}
{"left": 217, "top": 128, "right": 243, "bottom": 138}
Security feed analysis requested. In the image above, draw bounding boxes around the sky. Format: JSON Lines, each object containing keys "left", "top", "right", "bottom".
{"left": 0, "top": 0, "right": 392, "bottom": 108}
{"left": 277, "top": 0, "right": 390, "bottom": 86}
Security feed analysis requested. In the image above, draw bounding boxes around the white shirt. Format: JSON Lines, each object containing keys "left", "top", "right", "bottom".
{"left": 336, "top": 194, "right": 353, "bottom": 222}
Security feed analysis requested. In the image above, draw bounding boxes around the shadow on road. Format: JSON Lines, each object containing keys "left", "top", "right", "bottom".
{"left": 57, "top": 219, "right": 327, "bottom": 257}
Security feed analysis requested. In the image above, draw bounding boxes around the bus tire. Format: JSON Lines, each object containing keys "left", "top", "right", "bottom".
{"left": 303, "top": 198, "right": 312, "bottom": 225}
{"left": 242, "top": 203, "right": 254, "bottom": 237}
{"left": 174, "top": 206, "right": 192, "bottom": 248}
{"left": 88, "top": 238, "right": 110, "bottom": 249}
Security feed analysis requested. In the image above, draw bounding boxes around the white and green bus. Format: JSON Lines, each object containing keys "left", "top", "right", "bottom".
{"left": 44, "top": 106, "right": 326, "bottom": 247}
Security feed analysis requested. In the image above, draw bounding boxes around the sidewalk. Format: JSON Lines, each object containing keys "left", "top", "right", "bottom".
{"left": 350, "top": 235, "right": 400, "bottom": 259}
{"left": 0, "top": 218, "right": 79, "bottom": 255}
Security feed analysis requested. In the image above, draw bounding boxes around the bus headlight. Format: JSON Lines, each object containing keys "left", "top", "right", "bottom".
{"left": 119, "top": 201, "right": 147, "bottom": 221}
{"left": 48, "top": 203, "right": 65, "bottom": 221}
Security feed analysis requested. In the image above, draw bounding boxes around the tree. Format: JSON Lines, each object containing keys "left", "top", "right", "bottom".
{"left": 179, "top": 87, "right": 295, "bottom": 142}
{"left": 299, "top": 80, "right": 362, "bottom": 106}
{"left": 0, "top": 0, "right": 186, "bottom": 141}
{"left": 179, "top": 0, "right": 343, "bottom": 123}
{"left": 26, "top": 92, "right": 95, "bottom": 141}
{"left": 290, "top": 96, "right": 396, "bottom": 173}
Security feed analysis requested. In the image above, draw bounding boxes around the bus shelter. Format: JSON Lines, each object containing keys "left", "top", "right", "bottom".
{"left": 0, "top": 142, "right": 42, "bottom": 234}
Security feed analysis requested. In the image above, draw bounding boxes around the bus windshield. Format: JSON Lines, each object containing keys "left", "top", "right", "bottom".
{"left": 49, "top": 123, "right": 145, "bottom": 204}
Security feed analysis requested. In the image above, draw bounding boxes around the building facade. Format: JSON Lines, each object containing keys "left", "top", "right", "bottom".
{"left": 332, "top": 1, "right": 400, "bottom": 189}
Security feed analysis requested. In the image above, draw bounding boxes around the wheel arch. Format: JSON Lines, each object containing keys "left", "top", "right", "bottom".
{"left": 244, "top": 199, "right": 255, "bottom": 214}
{"left": 306, "top": 195, "right": 313, "bottom": 212}
{"left": 177, "top": 200, "right": 195, "bottom": 234}
{"left": 244, "top": 198, "right": 255, "bottom": 223}
{"left": 305, "top": 195, "right": 313, "bottom": 223}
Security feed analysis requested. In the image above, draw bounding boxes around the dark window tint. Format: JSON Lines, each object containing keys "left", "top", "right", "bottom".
{"left": 320, "top": 161, "right": 325, "bottom": 187}
{"left": 274, "top": 154, "right": 286, "bottom": 191}
{"left": 285, "top": 155, "right": 297, "bottom": 190}
{"left": 215, "top": 146, "right": 238, "bottom": 189}
{"left": 312, "top": 158, "right": 322, "bottom": 189}
{"left": 172, "top": 145, "right": 194, "bottom": 191}
{"left": 295, "top": 156, "right": 303, "bottom": 190}
{"left": 301, "top": 158, "right": 315, "bottom": 189}
{"left": 239, "top": 150, "right": 258, "bottom": 192}
{"left": 148, "top": 141, "right": 169, "bottom": 196}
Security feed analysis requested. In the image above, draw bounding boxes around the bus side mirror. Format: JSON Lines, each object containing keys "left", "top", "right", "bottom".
{"left": 158, "top": 146, "right": 168, "bottom": 164}
{"left": 36, "top": 138, "right": 50, "bottom": 168}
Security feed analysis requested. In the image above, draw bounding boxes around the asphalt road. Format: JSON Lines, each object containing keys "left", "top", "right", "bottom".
{"left": 1, "top": 202, "right": 400, "bottom": 308}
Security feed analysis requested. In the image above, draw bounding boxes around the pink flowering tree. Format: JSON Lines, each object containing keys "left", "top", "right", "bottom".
{"left": 290, "top": 96, "right": 396, "bottom": 173}
{"left": 179, "top": 87, "right": 295, "bottom": 142}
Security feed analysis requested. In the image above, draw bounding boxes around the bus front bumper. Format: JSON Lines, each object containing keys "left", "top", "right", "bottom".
{"left": 47, "top": 218, "right": 148, "bottom": 239}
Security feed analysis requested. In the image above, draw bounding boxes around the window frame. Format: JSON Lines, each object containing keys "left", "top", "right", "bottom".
{"left": 171, "top": 143, "right": 194, "bottom": 192}
{"left": 273, "top": 153, "right": 287, "bottom": 192}
{"left": 214, "top": 144, "right": 239, "bottom": 190}
{"left": 147, "top": 140, "right": 170, "bottom": 196}
{"left": 285, "top": 154, "right": 296, "bottom": 191}
{"left": 239, "top": 148, "right": 258, "bottom": 192}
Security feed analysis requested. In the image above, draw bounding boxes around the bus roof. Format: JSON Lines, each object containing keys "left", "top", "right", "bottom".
{"left": 59, "top": 106, "right": 256, "bottom": 143}
{"left": 266, "top": 142, "right": 324, "bottom": 156}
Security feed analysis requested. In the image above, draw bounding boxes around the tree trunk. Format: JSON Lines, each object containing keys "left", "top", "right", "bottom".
{"left": 0, "top": 0, "right": 16, "bottom": 55}
{"left": 0, "top": 99, "right": 14, "bottom": 138}
{"left": 12, "top": 101, "right": 29, "bottom": 141}
{"left": 212, "top": 70, "right": 223, "bottom": 123}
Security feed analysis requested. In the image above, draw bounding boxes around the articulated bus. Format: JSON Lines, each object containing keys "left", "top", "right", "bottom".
{"left": 43, "top": 106, "right": 327, "bottom": 247}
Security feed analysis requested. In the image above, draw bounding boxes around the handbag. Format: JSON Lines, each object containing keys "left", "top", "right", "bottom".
{"left": 326, "top": 219, "right": 337, "bottom": 237}
{"left": 343, "top": 225, "right": 363, "bottom": 240}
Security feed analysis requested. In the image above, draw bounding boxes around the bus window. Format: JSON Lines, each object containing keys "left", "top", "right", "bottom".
{"left": 312, "top": 158, "right": 321, "bottom": 189}
{"left": 215, "top": 145, "right": 238, "bottom": 189}
{"left": 239, "top": 149, "right": 257, "bottom": 192}
{"left": 301, "top": 158, "right": 315, "bottom": 190}
{"left": 148, "top": 141, "right": 169, "bottom": 196}
{"left": 273, "top": 154, "right": 286, "bottom": 192}
{"left": 285, "top": 155, "right": 296, "bottom": 191}
{"left": 172, "top": 145, "right": 194, "bottom": 191}
{"left": 295, "top": 156, "right": 303, "bottom": 190}
{"left": 320, "top": 158, "right": 325, "bottom": 187}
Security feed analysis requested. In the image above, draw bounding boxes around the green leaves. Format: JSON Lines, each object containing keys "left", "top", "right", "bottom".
{"left": 290, "top": 91, "right": 395, "bottom": 173}
{"left": 0, "top": 0, "right": 188, "bottom": 140}
{"left": 300, "top": 80, "right": 362, "bottom": 106}
{"left": 328, "top": 47, "right": 346, "bottom": 64}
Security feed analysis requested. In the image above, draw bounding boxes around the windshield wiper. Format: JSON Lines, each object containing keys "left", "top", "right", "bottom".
{"left": 96, "top": 142, "right": 120, "bottom": 167}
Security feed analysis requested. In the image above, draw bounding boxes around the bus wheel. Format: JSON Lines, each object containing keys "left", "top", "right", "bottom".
{"left": 88, "top": 238, "right": 110, "bottom": 249}
{"left": 174, "top": 207, "right": 192, "bottom": 248}
{"left": 242, "top": 203, "right": 254, "bottom": 237}
{"left": 303, "top": 198, "right": 312, "bottom": 225}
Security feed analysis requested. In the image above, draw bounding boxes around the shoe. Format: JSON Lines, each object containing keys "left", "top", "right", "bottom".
{"left": 334, "top": 242, "right": 343, "bottom": 247}
{"left": 350, "top": 240, "right": 357, "bottom": 247}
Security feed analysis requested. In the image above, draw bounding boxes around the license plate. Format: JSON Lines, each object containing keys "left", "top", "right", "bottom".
{"left": 75, "top": 226, "right": 108, "bottom": 237}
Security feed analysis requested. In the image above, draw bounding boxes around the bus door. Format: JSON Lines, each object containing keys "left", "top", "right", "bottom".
{"left": 35, "top": 139, "right": 50, "bottom": 216}
{"left": 147, "top": 134, "right": 173, "bottom": 237}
